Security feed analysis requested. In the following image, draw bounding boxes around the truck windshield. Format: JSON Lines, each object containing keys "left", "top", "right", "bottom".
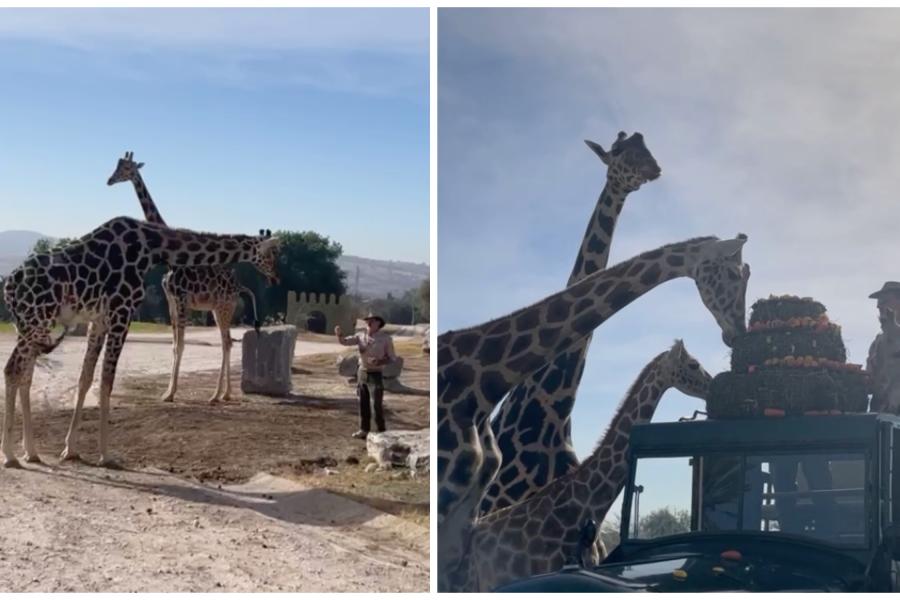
{"left": 630, "top": 451, "right": 866, "bottom": 548}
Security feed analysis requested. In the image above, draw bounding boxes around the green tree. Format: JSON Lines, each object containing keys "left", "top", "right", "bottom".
{"left": 417, "top": 278, "right": 430, "bottom": 323}
{"left": 638, "top": 507, "right": 691, "bottom": 538}
{"left": 32, "top": 237, "right": 74, "bottom": 254}
{"left": 0, "top": 276, "right": 9, "bottom": 321}
{"left": 235, "top": 230, "right": 346, "bottom": 322}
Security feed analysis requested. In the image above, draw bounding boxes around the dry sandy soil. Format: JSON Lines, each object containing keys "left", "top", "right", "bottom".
{"left": 0, "top": 328, "right": 430, "bottom": 592}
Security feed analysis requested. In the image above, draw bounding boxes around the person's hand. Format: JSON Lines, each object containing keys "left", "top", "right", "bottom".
{"left": 334, "top": 325, "right": 342, "bottom": 337}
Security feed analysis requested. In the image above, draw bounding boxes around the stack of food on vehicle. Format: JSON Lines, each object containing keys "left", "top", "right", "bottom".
{"left": 707, "top": 294, "right": 868, "bottom": 418}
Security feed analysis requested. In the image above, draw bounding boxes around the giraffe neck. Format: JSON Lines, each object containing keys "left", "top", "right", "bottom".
{"left": 440, "top": 240, "right": 703, "bottom": 414}
{"left": 574, "top": 353, "right": 671, "bottom": 496}
{"left": 130, "top": 172, "right": 167, "bottom": 226}
{"left": 135, "top": 220, "right": 260, "bottom": 267}
{"left": 569, "top": 181, "right": 629, "bottom": 283}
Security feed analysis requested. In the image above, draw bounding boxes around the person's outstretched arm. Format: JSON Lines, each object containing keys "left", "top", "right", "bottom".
{"left": 335, "top": 326, "right": 359, "bottom": 347}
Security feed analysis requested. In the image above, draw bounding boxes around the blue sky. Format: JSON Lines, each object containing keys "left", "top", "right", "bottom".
{"left": 0, "top": 8, "right": 429, "bottom": 263}
{"left": 439, "top": 8, "right": 900, "bottom": 518}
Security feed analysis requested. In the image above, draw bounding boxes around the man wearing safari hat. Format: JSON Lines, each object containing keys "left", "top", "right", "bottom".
{"left": 866, "top": 282, "right": 900, "bottom": 414}
{"left": 335, "top": 313, "right": 397, "bottom": 439}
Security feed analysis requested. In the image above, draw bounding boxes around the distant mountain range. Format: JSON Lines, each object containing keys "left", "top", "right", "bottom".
{"left": 337, "top": 254, "right": 429, "bottom": 299}
{"left": 0, "top": 230, "right": 428, "bottom": 299}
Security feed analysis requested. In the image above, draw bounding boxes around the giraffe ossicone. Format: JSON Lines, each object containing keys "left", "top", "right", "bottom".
{"left": 107, "top": 152, "right": 280, "bottom": 404}
{"left": 483, "top": 131, "right": 663, "bottom": 516}
{"left": 458, "top": 340, "right": 712, "bottom": 592}
{"left": 437, "top": 234, "right": 749, "bottom": 591}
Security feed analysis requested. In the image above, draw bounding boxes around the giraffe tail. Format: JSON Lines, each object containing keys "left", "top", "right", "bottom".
{"left": 238, "top": 286, "right": 261, "bottom": 333}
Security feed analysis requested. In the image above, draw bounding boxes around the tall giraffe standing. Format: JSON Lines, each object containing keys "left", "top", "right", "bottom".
{"left": 2, "top": 217, "right": 280, "bottom": 467}
{"left": 436, "top": 235, "right": 749, "bottom": 591}
{"left": 482, "top": 132, "right": 661, "bottom": 515}
{"left": 461, "top": 341, "right": 712, "bottom": 591}
{"left": 107, "top": 153, "right": 279, "bottom": 404}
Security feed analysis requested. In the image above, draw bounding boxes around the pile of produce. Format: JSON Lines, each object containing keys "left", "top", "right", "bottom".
{"left": 708, "top": 295, "right": 868, "bottom": 418}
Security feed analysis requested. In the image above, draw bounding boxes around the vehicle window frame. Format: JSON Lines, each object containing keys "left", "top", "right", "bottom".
{"left": 621, "top": 447, "right": 872, "bottom": 550}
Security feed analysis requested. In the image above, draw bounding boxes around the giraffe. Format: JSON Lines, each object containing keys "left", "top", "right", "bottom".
{"left": 436, "top": 235, "right": 750, "bottom": 591}
{"left": 482, "top": 131, "right": 661, "bottom": 516}
{"left": 106, "top": 152, "right": 278, "bottom": 404}
{"left": 460, "top": 340, "right": 712, "bottom": 592}
{"left": 2, "top": 216, "right": 280, "bottom": 468}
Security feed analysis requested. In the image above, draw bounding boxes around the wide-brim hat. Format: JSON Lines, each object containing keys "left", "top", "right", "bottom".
{"left": 363, "top": 313, "right": 386, "bottom": 328}
{"left": 869, "top": 281, "right": 900, "bottom": 299}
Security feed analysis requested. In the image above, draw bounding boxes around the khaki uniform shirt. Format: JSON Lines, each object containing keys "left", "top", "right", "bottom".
{"left": 339, "top": 330, "right": 397, "bottom": 373}
{"left": 867, "top": 331, "right": 900, "bottom": 414}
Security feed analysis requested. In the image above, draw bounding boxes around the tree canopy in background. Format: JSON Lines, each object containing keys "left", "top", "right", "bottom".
{"left": 637, "top": 507, "right": 691, "bottom": 539}
{"left": 32, "top": 237, "right": 75, "bottom": 254}
{"left": 235, "top": 230, "right": 347, "bottom": 323}
{"left": 0, "top": 276, "right": 9, "bottom": 321}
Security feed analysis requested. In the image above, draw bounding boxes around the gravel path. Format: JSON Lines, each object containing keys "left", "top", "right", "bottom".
{"left": 0, "top": 464, "right": 428, "bottom": 592}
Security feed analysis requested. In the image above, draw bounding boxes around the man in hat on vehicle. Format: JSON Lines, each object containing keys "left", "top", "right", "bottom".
{"left": 335, "top": 314, "right": 397, "bottom": 439}
{"left": 866, "top": 282, "right": 900, "bottom": 414}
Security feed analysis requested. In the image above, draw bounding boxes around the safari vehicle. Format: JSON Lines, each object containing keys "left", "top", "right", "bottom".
{"left": 496, "top": 413, "right": 900, "bottom": 592}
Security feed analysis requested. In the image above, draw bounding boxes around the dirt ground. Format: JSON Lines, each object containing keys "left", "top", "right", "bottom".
{"left": 0, "top": 328, "right": 430, "bottom": 592}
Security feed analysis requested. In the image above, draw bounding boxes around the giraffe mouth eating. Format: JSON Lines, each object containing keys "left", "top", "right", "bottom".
{"left": 644, "top": 167, "right": 662, "bottom": 181}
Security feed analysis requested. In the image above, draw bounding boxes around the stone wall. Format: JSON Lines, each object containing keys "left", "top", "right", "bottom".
{"left": 285, "top": 292, "right": 356, "bottom": 336}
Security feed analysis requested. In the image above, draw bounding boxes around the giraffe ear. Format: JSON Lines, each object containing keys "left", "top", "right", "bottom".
{"left": 584, "top": 140, "right": 610, "bottom": 165}
{"left": 136, "top": 162, "right": 144, "bottom": 170}
{"left": 671, "top": 339, "right": 686, "bottom": 360}
{"left": 700, "top": 237, "right": 747, "bottom": 261}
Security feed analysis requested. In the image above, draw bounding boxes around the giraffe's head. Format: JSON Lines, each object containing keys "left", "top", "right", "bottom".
{"left": 661, "top": 339, "right": 712, "bottom": 399}
{"left": 107, "top": 151, "right": 144, "bottom": 186}
{"left": 585, "top": 131, "right": 661, "bottom": 192}
{"left": 689, "top": 235, "right": 750, "bottom": 347}
{"left": 252, "top": 229, "right": 282, "bottom": 285}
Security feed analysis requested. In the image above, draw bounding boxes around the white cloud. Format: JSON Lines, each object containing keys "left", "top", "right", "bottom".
{"left": 0, "top": 8, "right": 428, "bottom": 54}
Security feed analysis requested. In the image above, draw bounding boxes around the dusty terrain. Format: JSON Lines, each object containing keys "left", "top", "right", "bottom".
{"left": 0, "top": 328, "right": 430, "bottom": 592}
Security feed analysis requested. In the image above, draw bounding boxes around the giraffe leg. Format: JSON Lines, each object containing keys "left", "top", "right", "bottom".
{"left": 211, "top": 304, "right": 235, "bottom": 404}
{"left": 19, "top": 357, "right": 40, "bottom": 463}
{"left": 97, "top": 312, "right": 131, "bottom": 469}
{"left": 61, "top": 323, "right": 106, "bottom": 461}
{"left": 2, "top": 345, "right": 24, "bottom": 468}
{"left": 161, "top": 301, "right": 186, "bottom": 403}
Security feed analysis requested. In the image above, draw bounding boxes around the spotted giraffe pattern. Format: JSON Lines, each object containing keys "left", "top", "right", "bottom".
{"left": 461, "top": 341, "right": 711, "bottom": 592}
{"left": 2, "top": 216, "right": 280, "bottom": 468}
{"left": 436, "top": 235, "right": 750, "bottom": 591}
{"left": 107, "top": 152, "right": 280, "bottom": 403}
{"left": 482, "top": 132, "right": 661, "bottom": 515}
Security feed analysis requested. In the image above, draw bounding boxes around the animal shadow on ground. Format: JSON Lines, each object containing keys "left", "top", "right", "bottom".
{"left": 20, "top": 462, "right": 391, "bottom": 529}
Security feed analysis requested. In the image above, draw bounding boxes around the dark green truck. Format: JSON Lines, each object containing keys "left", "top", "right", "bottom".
{"left": 497, "top": 413, "right": 900, "bottom": 592}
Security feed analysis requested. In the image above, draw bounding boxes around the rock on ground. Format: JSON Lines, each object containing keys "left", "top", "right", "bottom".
{"left": 366, "top": 429, "right": 430, "bottom": 471}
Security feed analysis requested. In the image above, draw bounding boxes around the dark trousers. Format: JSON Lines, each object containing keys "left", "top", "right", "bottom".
{"left": 358, "top": 370, "right": 386, "bottom": 433}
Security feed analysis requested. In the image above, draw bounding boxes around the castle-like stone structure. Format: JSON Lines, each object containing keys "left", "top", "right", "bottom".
{"left": 285, "top": 291, "right": 356, "bottom": 335}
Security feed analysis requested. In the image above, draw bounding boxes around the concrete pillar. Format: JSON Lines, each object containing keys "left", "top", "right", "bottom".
{"left": 241, "top": 325, "right": 297, "bottom": 396}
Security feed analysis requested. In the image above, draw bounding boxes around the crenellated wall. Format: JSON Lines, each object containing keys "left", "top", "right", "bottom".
{"left": 285, "top": 291, "right": 357, "bottom": 335}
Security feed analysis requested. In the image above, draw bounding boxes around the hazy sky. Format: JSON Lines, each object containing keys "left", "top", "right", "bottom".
{"left": 0, "top": 8, "right": 429, "bottom": 263}
{"left": 439, "top": 8, "right": 900, "bottom": 516}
